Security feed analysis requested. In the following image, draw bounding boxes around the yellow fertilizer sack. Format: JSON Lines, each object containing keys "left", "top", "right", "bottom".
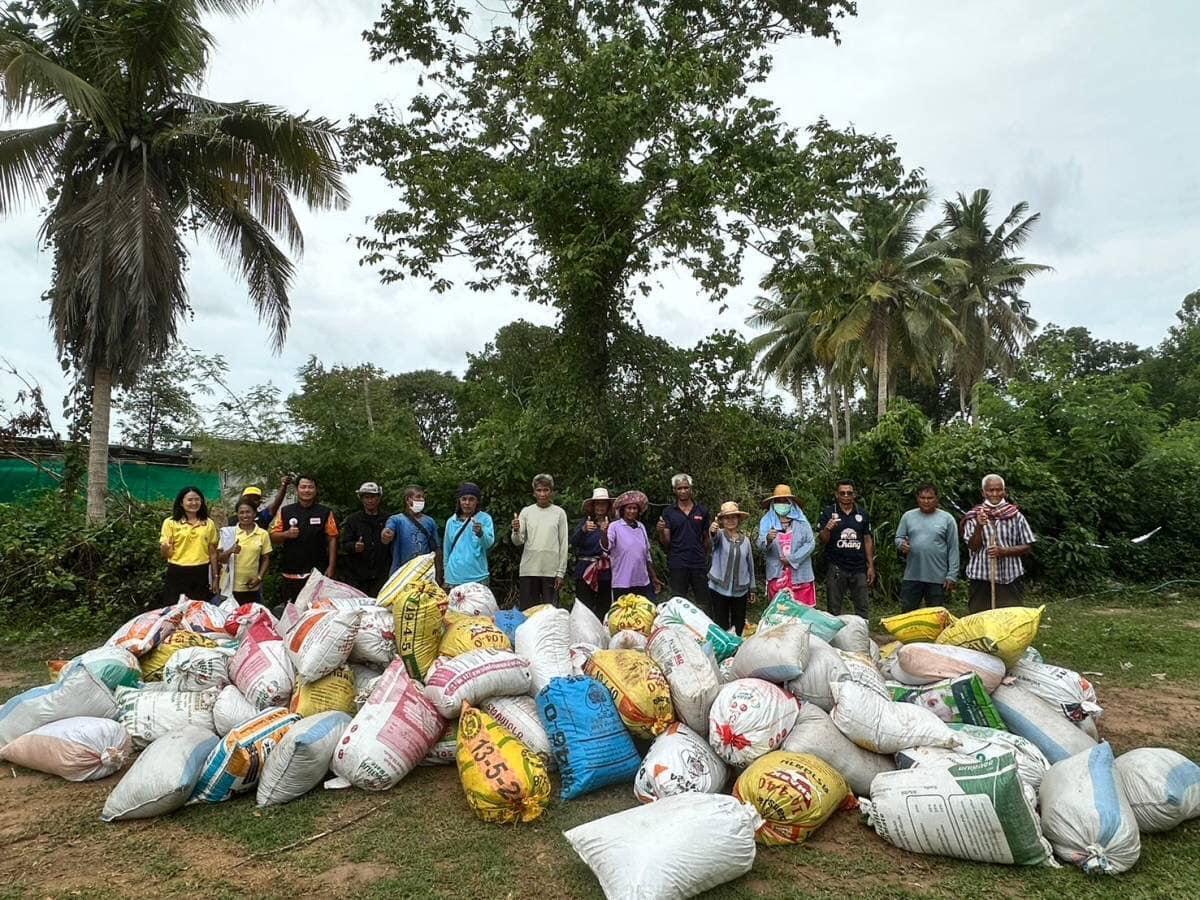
{"left": 732, "top": 750, "right": 849, "bottom": 846}
{"left": 289, "top": 666, "right": 357, "bottom": 717}
{"left": 936, "top": 606, "right": 1044, "bottom": 667}
{"left": 606, "top": 594, "right": 657, "bottom": 637}
{"left": 440, "top": 614, "right": 512, "bottom": 658}
{"left": 456, "top": 703, "right": 550, "bottom": 824}
{"left": 393, "top": 582, "right": 447, "bottom": 681}
{"left": 878, "top": 640, "right": 902, "bottom": 660}
{"left": 523, "top": 604, "right": 554, "bottom": 618}
{"left": 880, "top": 607, "right": 957, "bottom": 644}
{"left": 139, "top": 632, "right": 217, "bottom": 682}
{"left": 377, "top": 553, "right": 437, "bottom": 608}
{"left": 585, "top": 649, "right": 675, "bottom": 740}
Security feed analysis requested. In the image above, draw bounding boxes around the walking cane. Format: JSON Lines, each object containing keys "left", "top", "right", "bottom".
{"left": 985, "top": 518, "right": 998, "bottom": 610}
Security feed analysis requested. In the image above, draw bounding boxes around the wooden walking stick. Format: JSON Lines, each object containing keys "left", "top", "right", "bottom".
{"left": 985, "top": 518, "right": 998, "bottom": 610}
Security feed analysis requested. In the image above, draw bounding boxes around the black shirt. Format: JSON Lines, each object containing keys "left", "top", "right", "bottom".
{"left": 339, "top": 510, "right": 392, "bottom": 591}
{"left": 659, "top": 502, "right": 711, "bottom": 569}
{"left": 277, "top": 501, "right": 334, "bottom": 576}
{"left": 818, "top": 504, "right": 872, "bottom": 573}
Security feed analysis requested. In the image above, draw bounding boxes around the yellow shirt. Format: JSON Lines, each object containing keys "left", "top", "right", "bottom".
{"left": 232, "top": 526, "right": 272, "bottom": 591}
{"left": 160, "top": 517, "right": 218, "bottom": 567}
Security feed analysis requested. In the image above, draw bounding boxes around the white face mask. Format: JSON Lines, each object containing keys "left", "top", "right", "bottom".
{"left": 410, "top": 500, "right": 425, "bottom": 514}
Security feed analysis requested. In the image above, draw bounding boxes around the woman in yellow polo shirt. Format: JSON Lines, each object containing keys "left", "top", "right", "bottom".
{"left": 160, "top": 486, "right": 219, "bottom": 603}
{"left": 219, "top": 499, "right": 273, "bottom": 603}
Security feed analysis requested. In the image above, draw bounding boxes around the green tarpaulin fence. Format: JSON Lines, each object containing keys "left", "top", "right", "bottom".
{"left": 0, "top": 458, "right": 220, "bottom": 505}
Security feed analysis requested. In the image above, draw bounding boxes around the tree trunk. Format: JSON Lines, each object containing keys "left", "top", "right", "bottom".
{"left": 362, "top": 372, "right": 376, "bottom": 433}
{"left": 827, "top": 380, "right": 840, "bottom": 463}
{"left": 959, "top": 380, "right": 969, "bottom": 422}
{"left": 86, "top": 367, "right": 113, "bottom": 524}
{"left": 842, "top": 385, "right": 852, "bottom": 444}
{"left": 876, "top": 338, "right": 889, "bottom": 420}
{"left": 971, "top": 305, "right": 989, "bottom": 424}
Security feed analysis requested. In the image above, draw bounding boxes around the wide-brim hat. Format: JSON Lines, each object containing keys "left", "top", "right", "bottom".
{"left": 716, "top": 501, "right": 750, "bottom": 521}
{"left": 761, "top": 483, "right": 797, "bottom": 509}
{"left": 582, "top": 487, "right": 612, "bottom": 515}
{"left": 613, "top": 490, "right": 649, "bottom": 515}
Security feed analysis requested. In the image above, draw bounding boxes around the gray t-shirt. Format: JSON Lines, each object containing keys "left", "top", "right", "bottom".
{"left": 895, "top": 508, "right": 960, "bottom": 584}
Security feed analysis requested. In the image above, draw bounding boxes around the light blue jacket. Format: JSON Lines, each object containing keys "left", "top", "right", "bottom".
{"left": 756, "top": 503, "right": 815, "bottom": 584}
{"left": 443, "top": 511, "right": 495, "bottom": 585}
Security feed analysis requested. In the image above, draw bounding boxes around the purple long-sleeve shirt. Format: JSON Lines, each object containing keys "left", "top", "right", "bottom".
{"left": 603, "top": 519, "right": 653, "bottom": 589}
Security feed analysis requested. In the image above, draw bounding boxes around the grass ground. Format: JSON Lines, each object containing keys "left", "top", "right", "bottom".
{"left": 1, "top": 587, "right": 1198, "bottom": 899}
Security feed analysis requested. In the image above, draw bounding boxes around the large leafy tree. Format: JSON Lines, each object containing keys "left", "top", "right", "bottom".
{"left": 348, "top": 0, "right": 911, "bottom": 458}
{"left": 940, "top": 189, "right": 1047, "bottom": 422}
{"left": 0, "top": 0, "right": 347, "bottom": 520}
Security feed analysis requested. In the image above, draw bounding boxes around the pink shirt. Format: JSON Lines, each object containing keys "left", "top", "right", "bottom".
{"left": 605, "top": 520, "right": 652, "bottom": 589}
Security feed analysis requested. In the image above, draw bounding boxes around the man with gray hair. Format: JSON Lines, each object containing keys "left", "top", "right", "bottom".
{"left": 961, "top": 474, "right": 1035, "bottom": 613}
{"left": 656, "top": 473, "right": 712, "bottom": 610}
{"left": 512, "top": 473, "right": 569, "bottom": 609}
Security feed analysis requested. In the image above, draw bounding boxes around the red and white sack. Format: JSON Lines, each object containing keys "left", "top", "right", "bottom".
{"left": 609, "top": 629, "right": 648, "bottom": 652}
{"left": 351, "top": 605, "right": 396, "bottom": 667}
{"left": 647, "top": 625, "right": 721, "bottom": 736}
{"left": 514, "top": 607, "right": 571, "bottom": 696}
{"left": 107, "top": 607, "right": 180, "bottom": 657}
{"left": 829, "top": 681, "right": 960, "bottom": 755}
{"left": 162, "top": 647, "right": 232, "bottom": 692}
{"left": 732, "top": 623, "right": 810, "bottom": 683}
{"left": 635, "top": 722, "right": 728, "bottom": 802}
{"left": 330, "top": 660, "right": 445, "bottom": 790}
{"left": 422, "top": 650, "right": 533, "bottom": 718}
{"left": 230, "top": 618, "right": 294, "bottom": 709}
{"left": 0, "top": 716, "right": 131, "bottom": 781}
{"left": 294, "top": 569, "right": 367, "bottom": 614}
{"left": 116, "top": 685, "right": 219, "bottom": 749}
{"left": 212, "top": 685, "right": 260, "bottom": 735}
{"left": 285, "top": 607, "right": 359, "bottom": 682}
{"left": 481, "top": 695, "right": 556, "bottom": 770}
{"left": 568, "top": 599, "right": 610, "bottom": 650}
{"left": 220, "top": 602, "right": 279, "bottom": 640}
{"left": 172, "top": 599, "right": 228, "bottom": 639}
{"left": 891, "top": 642, "right": 1007, "bottom": 692}
{"left": 1010, "top": 658, "right": 1103, "bottom": 722}
{"left": 708, "top": 679, "right": 799, "bottom": 767}
{"left": 446, "top": 582, "right": 499, "bottom": 617}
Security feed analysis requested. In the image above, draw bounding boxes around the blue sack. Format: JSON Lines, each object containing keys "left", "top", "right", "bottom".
{"left": 493, "top": 608, "right": 527, "bottom": 646}
{"left": 537, "top": 675, "right": 640, "bottom": 800}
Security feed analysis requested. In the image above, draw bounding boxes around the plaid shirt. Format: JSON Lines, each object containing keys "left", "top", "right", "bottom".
{"left": 962, "top": 512, "right": 1035, "bottom": 584}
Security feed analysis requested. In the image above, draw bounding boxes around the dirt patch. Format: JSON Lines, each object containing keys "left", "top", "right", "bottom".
{"left": 1094, "top": 683, "right": 1200, "bottom": 752}
{"left": 313, "top": 862, "right": 394, "bottom": 893}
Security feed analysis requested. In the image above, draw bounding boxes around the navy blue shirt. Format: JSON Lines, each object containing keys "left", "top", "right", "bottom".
{"left": 818, "top": 504, "right": 872, "bottom": 573}
{"left": 659, "top": 503, "right": 711, "bottom": 569}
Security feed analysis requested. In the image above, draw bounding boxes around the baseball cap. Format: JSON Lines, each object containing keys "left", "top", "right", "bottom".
{"left": 242, "top": 486, "right": 263, "bottom": 498}
{"left": 357, "top": 482, "right": 383, "bottom": 495}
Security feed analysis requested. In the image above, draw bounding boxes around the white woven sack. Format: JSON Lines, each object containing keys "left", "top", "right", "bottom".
{"left": 647, "top": 625, "right": 721, "bottom": 736}
{"left": 446, "top": 582, "right": 499, "bottom": 617}
{"left": 893, "top": 642, "right": 1007, "bottom": 692}
{"left": 162, "top": 647, "right": 232, "bottom": 692}
{"left": 947, "top": 724, "right": 1050, "bottom": 795}
{"left": 100, "top": 725, "right": 220, "bottom": 821}
{"left": 116, "top": 686, "right": 218, "bottom": 749}
{"left": 422, "top": 650, "right": 533, "bottom": 718}
{"left": 783, "top": 637, "right": 846, "bottom": 711}
{"left": 781, "top": 702, "right": 893, "bottom": 797}
{"left": 992, "top": 683, "right": 1097, "bottom": 764}
{"left": 634, "top": 722, "right": 728, "bottom": 802}
{"left": 256, "top": 710, "right": 351, "bottom": 806}
{"left": 609, "top": 629, "right": 648, "bottom": 651}
{"left": 350, "top": 605, "right": 396, "bottom": 667}
{"left": 731, "top": 622, "right": 810, "bottom": 683}
{"left": 514, "top": 607, "right": 571, "bottom": 696}
{"left": 1114, "top": 747, "right": 1200, "bottom": 834}
{"left": 0, "top": 664, "right": 116, "bottom": 750}
{"left": 481, "top": 695, "right": 556, "bottom": 770}
{"left": 568, "top": 599, "right": 610, "bottom": 649}
{"left": 1040, "top": 742, "right": 1140, "bottom": 874}
{"left": 830, "top": 615, "right": 871, "bottom": 654}
{"left": 1011, "top": 658, "right": 1102, "bottom": 722}
{"left": 212, "top": 685, "right": 260, "bottom": 736}
{"left": 707, "top": 678, "right": 798, "bottom": 767}
{"left": 829, "top": 681, "right": 960, "bottom": 755}
{"left": 0, "top": 716, "right": 131, "bottom": 781}
{"left": 285, "top": 607, "right": 359, "bottom": 682}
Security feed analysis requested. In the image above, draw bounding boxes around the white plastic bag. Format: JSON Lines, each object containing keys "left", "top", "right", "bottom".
{"left": 708, "top": 678, "right": 798, "bottom": 767}
{"left": 568, "top": 642, "right": 598, "bottom": 676}
{"left": 564, "top": 793, "right": 761, "bottom": 900}
{"left": 422, "top": 650, "right": 533, "bottom": 718}
{"left": 229, "top": 618, "right": 294, "bottom": 709}
{"left": 212, "top": 685, "right": 260, "bottom": 735}
{"left": 830, "top": 615, "right": 870, "bottom": 654}
{"left": 992, "top": 683, "right": 1097, "bottom": 764}
{"left": 1040, "top": 742, "right": 1140, "bottom": 874}
{"left": 829, "top": 681, "right": 960, "bottom": 755}
{"left": 514, "top": 607, "right": 571, "bottom": 696}
{"left": 1114, "top": 747, "right": 1200, "bottom": 834}
{"left": 162, "top": 647, "right": 232, "bottom": 692}
{"left": 351, "top": 605, "right": 396, "bottom": 667}
{"left": 256, "top": 710, "right": 352, "bottom": 806}
{"left": 647, "top": 625, "right": 721, "bottom": 736}
{"left": 329, "top": 660, "right": 445, "bottom": 790}
{"left": 634, "top": 722, "right": 729, "bottom": 802}
{"left": 285, "top": 607, "right": 359, "bottom": 682}
{"left": 481, "top": 695, "right": 555, "bottom": 770}
{"left": 1011, "top": 658, "right": 1102, "bottom": 722}
{"left": 569, "top": 598, "right": 610, "bottom": 649}
{"left": 783, "top": 637, "right": 846, "bottom": 711}
{"left": 731, "top": 623, "right": 810, "bottom": 683}
{"left": 0, "top": 716, "right": 131, "bottom": 781}
{"left": 116, "top": 686, "right": 219, "bottom": 749}
{"left": 446, "top": 582, "right": 499, "bottom": 617}
{"left": 0, "top": 664, "right": 116, "bottom": 750}
{"left": 781, "top": 702, "right": 893, "bottom": 797}
{"left": 100, "top": 725, "right": 219, "bottom": 821}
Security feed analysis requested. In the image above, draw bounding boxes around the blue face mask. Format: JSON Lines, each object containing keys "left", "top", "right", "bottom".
{"left": 772, "top": 502, "right": 791, "bottom": 517}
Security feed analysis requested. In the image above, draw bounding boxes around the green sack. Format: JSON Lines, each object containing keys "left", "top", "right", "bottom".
{"left": 759, "top": 594, "right": 844, "bottom": 643}
{"left": 888, "top": 672, "right": 1004, "bottom": 729}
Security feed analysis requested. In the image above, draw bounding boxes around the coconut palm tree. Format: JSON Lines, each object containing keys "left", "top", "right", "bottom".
{"left": 814, "top": 194, "right": 961, "bottom": 420}
{"left": 941, "top": 189, "right": 1048, "bottom": 422}
{"left": 0, "top": 0, "right": 347, "bottom": 521}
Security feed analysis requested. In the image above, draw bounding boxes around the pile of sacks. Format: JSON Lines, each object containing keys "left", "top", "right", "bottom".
{"left": 2, "top": 565, "right": 1198, "bottom": 900}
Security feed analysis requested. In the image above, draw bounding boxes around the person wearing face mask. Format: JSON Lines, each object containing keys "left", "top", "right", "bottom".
{"left": 961, "top": 473, "right": 1035, "bottom": 613}
{"left": 381, "top": 485, "right": 444, "bottom": 585}
{"left": 756, "top": 484, "right": 817, "bottom": 607}
{"left": 339, "top": 482, "right": 392, "bottom": 596}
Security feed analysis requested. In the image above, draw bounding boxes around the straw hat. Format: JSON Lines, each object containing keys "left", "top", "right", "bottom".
{"left": 613, "top": 490, "right": 649, "bottom": 515}
{"left": 715, "top": 501, "right": 750, "bottom": 522}
{"left": 582, "top": 487, "right": 612, "bottom": 515}
{"left": 761, "top": 483, "right": 797, "bottom": 509}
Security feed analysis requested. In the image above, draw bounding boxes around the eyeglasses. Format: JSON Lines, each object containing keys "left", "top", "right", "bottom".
{"left": 836, "top": 490, "right": 854, "bottom": 496}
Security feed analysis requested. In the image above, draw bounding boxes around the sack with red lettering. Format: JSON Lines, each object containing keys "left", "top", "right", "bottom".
{"left": 330, "top": 660, "right": 446, "bottom": 790}
{"left": 285, "top": 608, "right": 359, "bottom": 682}
{"left": 707, "top": 679, "right": 798, "bottom": 767}
{"left": 230, "top": 619, "right": 295, "bottom": 709}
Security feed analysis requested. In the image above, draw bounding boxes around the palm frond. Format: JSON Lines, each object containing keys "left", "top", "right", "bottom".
{"left": 0, "top": 121, "right": 67, "bottom": 213}
{"left": 0, "top": 39, "right": 120, "bottom": 132}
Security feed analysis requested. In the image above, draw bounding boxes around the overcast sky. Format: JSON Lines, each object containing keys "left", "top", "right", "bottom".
{"left": 2, "top": 0, "right": 1198, "bottom": 430}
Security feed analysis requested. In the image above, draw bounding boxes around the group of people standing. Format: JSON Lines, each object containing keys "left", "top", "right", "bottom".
{"left": 158, "top": 471, "right": 1036, "bottom": 628}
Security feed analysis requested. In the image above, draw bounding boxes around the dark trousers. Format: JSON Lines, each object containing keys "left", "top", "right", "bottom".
{"left": 273, "top": 575, "right": 308, "bottom": 618}
{"left": 575, "top": 576, "right": 613, "bottom": 621}
{"left": 668, "top": 566, "right": 710, "bottom": 612}
{"left": 711, "top": 591, "right": 748, "bottom": 635}
{"left": 616, "top": 584, "right": 655, "bottom": 603}
{"left": 164, "top": 563, "right": 211, "bottom": 604}
{"left": 518, "top": 576, "right": 559, "bottom": 610}
{"left": 899, "top": 580, "right": 946, "bottom": 613}
{"left": 968, "top": 577, "right": 1024, "bottom": 614}
{"left": 826, "top": 563, "right": 868, "bottom": 618}
{"left": 232, "top": 589, "right": 263, "bottom": 605}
